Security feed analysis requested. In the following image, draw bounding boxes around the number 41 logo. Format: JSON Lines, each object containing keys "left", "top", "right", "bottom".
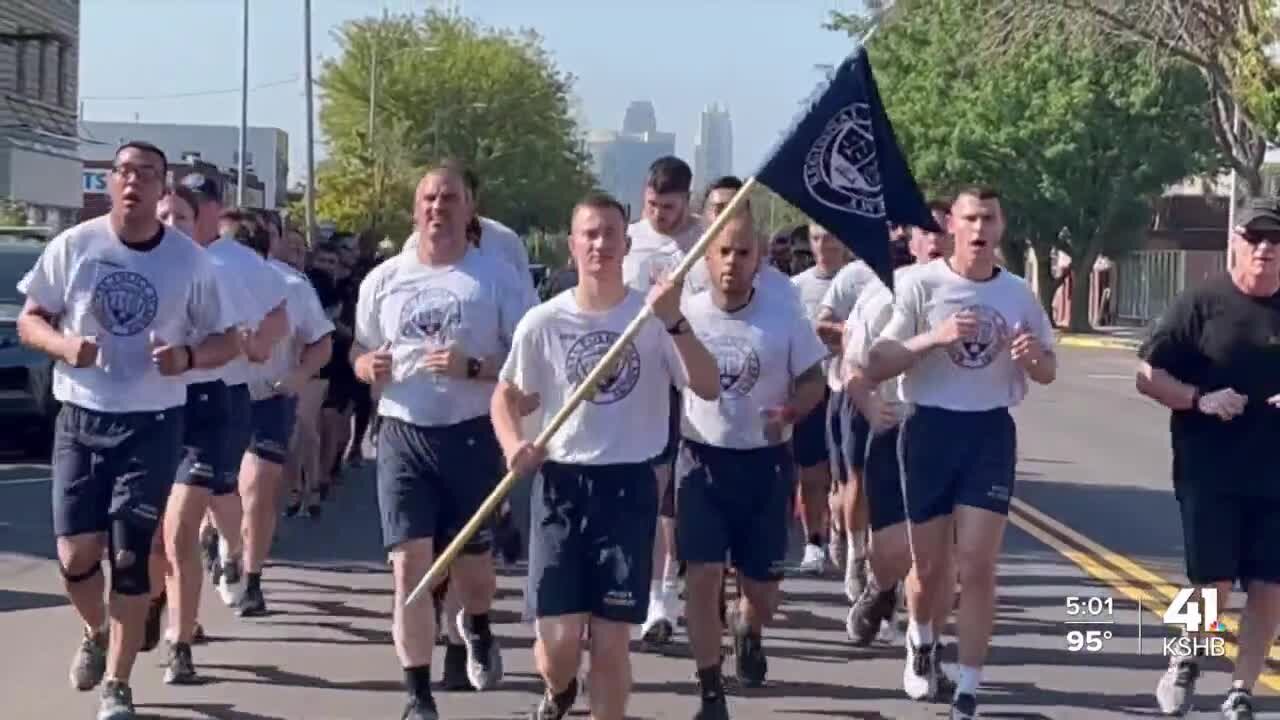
{"left": 1163, "top": 587, "right": 1225, "bottom": 633}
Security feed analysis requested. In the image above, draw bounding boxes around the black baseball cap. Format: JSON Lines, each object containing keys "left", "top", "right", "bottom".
{"left": 179, "top": 172, "right": 222, "bottom": 206}
{"left": 1236, "top": 198, "right": 1280, "bottom": 233}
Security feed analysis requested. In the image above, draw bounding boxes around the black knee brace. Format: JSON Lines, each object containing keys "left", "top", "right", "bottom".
{"left": 60, "top": 560, "right": 103, "bottom": 584}
{"left": 109, "top": 516, "right": 156, "bottom": 596}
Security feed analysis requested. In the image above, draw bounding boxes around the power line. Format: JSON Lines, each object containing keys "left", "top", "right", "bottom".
{"left": 81, "top": 76, "right": 305, "bottom": 102}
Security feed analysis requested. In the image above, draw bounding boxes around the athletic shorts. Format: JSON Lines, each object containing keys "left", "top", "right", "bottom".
{"left": 865, "top": 425, "right": 907, "bottom": 532}
{"left": 675, "top": 440, "right": 793, "bottom": 582}
{"left": 322, "top": 371, "right": 358, "bottom": 413}
{"left": 899, "top": 405, "right": 1016, "bottom": 524}
{"left": 51, "top": 403, "right": 184, "bottom": 537}
{"left": 659, "top": 470, "right": 676, "bottom": 519}
{"left": 527, "top": 460, "right": 658, "bottom": 624}
{"left": 843, "top": 403, "right": 871, "bottom": 473}
{"left": 214, "top": 383, "right": 254, "bottom": 496}
{"left": 1177, "top": 485, "right": 1280, "bottom": 586}
{"left": 375, "top": 415, "right": 501, "bottom": 551}
{"left": 826, "top": 389, "right": 848, "bottom": 484}
{"left": 792, "top": 389, "right": 830, "bottom": 468}
{"left": 653, "top": 387, "right": 680, "bottom": 466}
{"left": 174, "top": 381, "right": 231, "bottom": 493}
{"left": 249, "top": 395, "right": 298, "bottom": 465}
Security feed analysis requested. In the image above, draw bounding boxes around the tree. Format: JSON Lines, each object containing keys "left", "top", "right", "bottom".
{"left": 0, "top": 199, "right": 27, "bottom": 226}
{"left": 830, "top": 0, "right": 1219, "bottom": 331}
{"left": 982, "top": 0, "right": 1279, "bottom": 198}
{"left": 314, "top": 11, "right": 596, "bottom": 242}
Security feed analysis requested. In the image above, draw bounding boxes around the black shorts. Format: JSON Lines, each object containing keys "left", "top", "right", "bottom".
{"left": 865, "top": 425, "right": 907, "bottom": 532}
{"left": 1177, "top": 485, "right": 1280, "bottom": 587}
{"left": 528, "top": 460, "right": 658, "bottom": 624}
{"left": 653, "top": 387, "right": 680, "bottom": 466}
{"left": 843, "top": 404, "right": 871, "bottom": 473}
{"left": 249, "top": 395, "right": 298, "bottom": 465}
{"left": 827, "top": 389, "right": 848, "bottom": 484}
{"left": 174, "top": 381, "right": 231, "bottom": 493}
{"left": 52, "top": 403, "right": 184, "bottom": 537}
{"left": 375, "top": 415, "right": 501, "bottom": 551}
{"left": 792, "top": 389, "right": 830, "bottom": 468}
{"left": 675, "top": 440, "right": 793, "bottom": 582}
{"left": 659, "top": 471, "right": 676, "bottom": 519}
{"left": 215, "top": 383, "right": 254, "bottom": 496}
{"left": 323, "top": 374, "right": 358, "bottom": 413}
{"left": 899, "top": 406, "right": 1016, "bottom": 524}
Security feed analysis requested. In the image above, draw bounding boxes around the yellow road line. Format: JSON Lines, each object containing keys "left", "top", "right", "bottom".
{"left": 1009, "top": 498, "right": 1280, "bottom": 693}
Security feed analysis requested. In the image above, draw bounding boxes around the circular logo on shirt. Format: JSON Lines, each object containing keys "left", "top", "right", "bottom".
{"left": 803, "top": 103, "right": 886, "bottom": 219}
{"left": 945, "top": 304, "right": 1010, "bottom": 369}
{"left": 398, "top": 287, "right": 463, "bottom": 343}
{"left": 565, "top": 330, "right": 641, "bottom": 405}
{"left": 91, "top": 270, "right": 159, "bottom": 337}
{"left": 706, "top": 336, "right": 760, "bottom": 397}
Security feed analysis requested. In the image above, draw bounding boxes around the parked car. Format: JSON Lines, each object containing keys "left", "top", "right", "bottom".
{"left": 0, "top": 235, "right": 56, "bottom": 452}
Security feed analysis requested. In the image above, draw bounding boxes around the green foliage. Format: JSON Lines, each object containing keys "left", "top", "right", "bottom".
{"left": 830, "top": 0, "right": 1219, "bottom": 330}
{"left": 0, "top": 199, "right": 28, "bottom": 226}
{"left": 314, "top": 11, "right": 596, "bottom": 241}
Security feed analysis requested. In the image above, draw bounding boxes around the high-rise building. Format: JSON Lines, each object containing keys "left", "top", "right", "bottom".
{"left": 693, "top": 103, "right": 733, "bottom": 195}
{"left": 586, "top": 101, "right": 676, "bottom": 218}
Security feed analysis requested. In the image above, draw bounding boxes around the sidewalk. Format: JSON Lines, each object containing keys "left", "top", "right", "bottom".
{"left": 1055, "top": 325, "right": 1144, "bottom": 351}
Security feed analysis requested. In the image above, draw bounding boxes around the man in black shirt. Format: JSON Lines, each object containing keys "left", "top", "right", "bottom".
{"left": 1137, "top": 198, "right": 1280, "bottom": 720}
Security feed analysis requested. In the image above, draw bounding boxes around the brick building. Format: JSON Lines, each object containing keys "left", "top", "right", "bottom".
{"left": 0, "top": 1, "right": 82, "bottom": 231}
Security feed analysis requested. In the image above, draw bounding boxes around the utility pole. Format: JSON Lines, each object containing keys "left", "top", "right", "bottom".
{"left": 303, "top": 0, "right": 317, "bottom": 245}
{"left": 238, "top": 0, "right": 250, "bottom": 207}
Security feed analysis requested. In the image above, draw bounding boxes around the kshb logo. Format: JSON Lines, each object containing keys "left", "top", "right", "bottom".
{"left": 1161, "top": 587, "right": 1227, "bottom": 658}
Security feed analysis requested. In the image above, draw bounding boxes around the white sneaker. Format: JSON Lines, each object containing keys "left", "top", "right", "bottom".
{"left": 903, "top": 637, "right": 939, "bottom": 701}
{"left": 877, "top": 599, "right": 905, "bottom": 645}
{"left": 828, "top": 527, "right": 847, "bottom": 571}
{"left": 844, "top": 554, "right": 867, "bottom": 603}
{"left": 640, "top": 589, "right": 676, "bottom": 646}
{"left": 216, "top": 555, "right": 247, "bottom": 608}
{"left": 800, "top": 543, "right": 828, "bottom": 576}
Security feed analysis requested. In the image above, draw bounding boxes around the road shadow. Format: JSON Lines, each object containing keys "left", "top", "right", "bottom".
{"left": 0, "top": 588, "right": 67, "bottom": 613}
{"left": 137, "top": 704, "right": 288, "bottom": 720}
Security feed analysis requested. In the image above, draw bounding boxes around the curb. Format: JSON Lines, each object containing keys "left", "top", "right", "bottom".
{"left": 1055, "top": 334, "right": 1140, "bottom": 351}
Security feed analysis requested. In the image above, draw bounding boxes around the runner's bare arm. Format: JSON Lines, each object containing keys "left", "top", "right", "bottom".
{"left": 1135, "top": 361, "right": 1198, "bottom": 411}
{"left": 244, "top": 301, "right": 289, "bottom": 361}
{"left": 490, "top": 380, "right": 529, "bottom": 458}
{"left": 16, "top": 298, "right": 83, "bottom": 365}
{"left": 188, "top": 329, "right": 241, "bottom": 370}
{"left": 864, "top": 333, "right": 938, "bottom": 383}
{"left": 787, "top": 362, "right": 827, "bottom": 418}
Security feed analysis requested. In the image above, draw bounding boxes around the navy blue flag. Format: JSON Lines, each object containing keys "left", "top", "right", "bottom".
{"left": 756, "top": 46, "right": 937, "bottom": 290}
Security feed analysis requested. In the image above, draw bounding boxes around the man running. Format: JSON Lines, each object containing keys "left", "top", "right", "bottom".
{"left": 1138, "top": 198, "right": 1280, "bottom": 720}
{"left": 677, "top": 213, "right": 827, "bottom": 718}
{"left": 494, "top": 192, "right": 719, "bottom": 720}
{"left": 865, "top": 187, "right": 1055, "bottom": 720}
{"left": 790, "top": 223, "right": 850, "bottom": 575}
{"left": 239, "top": 215, "right": 334, "bottom": 617}
{"left": 353, "top": 161, "right": 532, "bottom": 720}
{"left": 16, "top": 141, "right": 238, "bottom": 720}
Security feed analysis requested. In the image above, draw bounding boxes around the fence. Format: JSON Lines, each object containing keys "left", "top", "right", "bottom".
{"left": 1114, "top": 250, "right": 1226, "bottom": 325}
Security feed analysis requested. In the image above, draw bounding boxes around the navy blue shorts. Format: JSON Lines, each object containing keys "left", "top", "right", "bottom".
{"left": 843, "top": 404, "right": 871, "bottom": 473}
{"left": 175, "top": 381, "right": 231, "bottom": 493}
{"left": 1176, "top": 482, "right": 1280, "bottom": 586}
{"left": 653, "top": 387, "right": 680, "bottom": 466}
{"left": 528, "top": 460, "right": 658, "bottom": 624}
{"left": 865, "top": 425, "right": 907, "bottom": 532}
{"left": 52, "top": 404, "right": 184, "bottom": 537}
{"left": 215, "top": 383, "right": 253, "bottom": 496}
{"left": 792, "top": 389, "right": 830, "bottom": 468}
{"left": 375, "top": 415, "right": 501, "bottom": 551}
{"left": 249, "top": 395, "right": 298, "bottom": 465}
{"left": 899, "top": 406, "right": 1016, "bottom": 524}
{"left": 675, "top": 440, "right": 793, "bottom": 582}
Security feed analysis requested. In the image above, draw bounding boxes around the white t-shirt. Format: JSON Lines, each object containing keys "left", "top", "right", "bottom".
{"left": 819, "top": 259, "right": 879, "bottom": 390}
{"left": 247, "top": 259, "right": 335, "bottom": 399}
{"left": 843, "top": 266, "right": 920, "bottom": 413}
{"left": 403, "top": 217, "right": 535, "bottom": 303}
{"left": 185, "top": 236, "right": 289, "bottom": 387}
{"left": 356, "top": 246, "right": 531, "bottom": 427}
{"left": 680, "top": 288, "right": 827, "bottom": 450}
{"left": 879, "top": 259, "right": 1055, "bottom": 411}
{"left": 500, "top": 288, "right": 689, "bottom": 465}
{"left": 622, "top": 217, "right": 705, "bottom": 293}
{"left": 18, "top": 216, "right": 231, "bottom": 413}
{"left": 791, "top": 266, "right": 839, "bottom": 322}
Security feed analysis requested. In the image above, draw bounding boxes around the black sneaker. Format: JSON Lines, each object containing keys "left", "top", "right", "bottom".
{"left": 308, "top": 503, "right": 323, "bottom": 519}
{"left": 163, "top": 641, "right": 198, "bottom": 685}
{"left": 97, "top": 679, "right": 135, "bottom": 720}
{"left": 951, "top": 692, "right": 978, "bottom": 720}
{"left": 142, "top": 594, "right": 165, "bottom": 652}
{"left": 531, "top": 678, "right": 578, "bottom": 720}
{"left": 456, "top": 610, "right": 503, "bottom": 690}
{"left": 401, "top": 695, "right": 439, "bottom": 720}
{"left": 1223, "top": 688, "right": 1255, "bottom": 720}
{"left": 695, "top": 695, "right": 731, "bottom": 720}
{"left": 284, "top": 501, "right": 301, "bottom": 518}
{"left": 237, "top": 583, "right": 267, "bottom": 617}
{"left": 440, "top": 643, "right": 471, "bottom": 691}
{"left": 733, "top": 624, "right": 767, "bottom": 688}
{"left": 846, "top": 582, "right": 893, "bottom": 646}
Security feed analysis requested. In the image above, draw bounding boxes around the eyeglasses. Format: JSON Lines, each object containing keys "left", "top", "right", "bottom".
{"left": 111, "top": 164, "right": 162, "bottom": 182}
{"left": 1237, "top": 230, "right": 1280, "bottom": 245}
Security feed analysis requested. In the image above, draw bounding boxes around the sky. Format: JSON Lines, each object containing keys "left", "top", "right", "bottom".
{"left": 79, "top": 0, "right": 864, "bottom": 188}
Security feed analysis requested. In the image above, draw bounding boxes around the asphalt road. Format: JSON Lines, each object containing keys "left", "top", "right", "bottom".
{"left": 2, "top": 345, "right": 1277, "bottom": 719}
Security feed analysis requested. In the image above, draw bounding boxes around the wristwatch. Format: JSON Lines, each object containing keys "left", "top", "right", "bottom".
{"left": 666, "top": 317, "right": 689, "bottom": 336}
{"left": 466, "top": 357, "right": 483, "bottom": 379}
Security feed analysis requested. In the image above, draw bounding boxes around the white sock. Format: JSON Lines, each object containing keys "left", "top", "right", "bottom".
{"left": 218, "top": 536, "right": 232, "bottom": 560}
{"left": 956, "top": 665, "right": 981, "bottom": 696}
{"left": 908, "top": 619, "right": 933, "bottom": 647}
{"left": 650, "top": 580, "right": 663, "bottom": 599}
{"left": 849, "top": 530, "right": 867, "bottom": 559}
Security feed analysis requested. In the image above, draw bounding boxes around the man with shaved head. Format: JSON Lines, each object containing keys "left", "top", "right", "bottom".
{"left": 674, "top": 213, "right": 828, "bottom": 717}
{"left": 352, "top": 160, "right": 533, "bottom": 719}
